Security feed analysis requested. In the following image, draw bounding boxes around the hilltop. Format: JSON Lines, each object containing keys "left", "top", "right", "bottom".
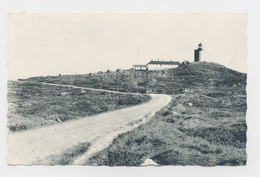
{"left": 24, "top": 61, "right": 246, "bottom": 95}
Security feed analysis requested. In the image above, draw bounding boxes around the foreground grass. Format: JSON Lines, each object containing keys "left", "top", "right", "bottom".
{"left": 81, "top": 63, "right": 246, "bottom": 166}
{"left": 35, "top": 142, "right": 91, "bottom": 165}
{"left": 86, "top": 91, "right": 246, "bottom": 166}
{"left": 8, "top": 81, "right": 150, "bottom": 132}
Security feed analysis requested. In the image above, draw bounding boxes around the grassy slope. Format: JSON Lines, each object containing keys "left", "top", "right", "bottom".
{"left": 24, "top": 62, "right": 246, "bottom": 95}
{"left": 87, "top": 93, "right": 246, "bottom": 166}
{"left": 8, "top": 81, "right": 150, "bottom": 132}
{"left": 85, "top": 62, "right": 246, "bottom": 166}
{"left": 21, "top": 62, "right": 247, "bottom": 166}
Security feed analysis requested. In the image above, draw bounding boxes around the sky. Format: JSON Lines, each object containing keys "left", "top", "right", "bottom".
{"left": 8, "top": 13, "right": 247, "bottom": 80}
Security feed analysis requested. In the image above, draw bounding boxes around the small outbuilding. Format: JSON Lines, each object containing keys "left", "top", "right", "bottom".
{"left": 133, "top": 65, "right": 147, "bottom": 70}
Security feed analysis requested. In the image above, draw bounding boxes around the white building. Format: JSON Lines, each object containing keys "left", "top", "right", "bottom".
{"left": 146, "top": 60, "right": 180, "bottom": 70}
{"left": 133, "top": 60, "right": 180, "bottom": 71}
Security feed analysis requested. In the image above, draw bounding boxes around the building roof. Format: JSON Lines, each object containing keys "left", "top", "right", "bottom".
{"left": 133, "top": 64, "right": 147, "bottom": 68}
{"left": 147, "top": 60, "right": 180, "bottom": 65}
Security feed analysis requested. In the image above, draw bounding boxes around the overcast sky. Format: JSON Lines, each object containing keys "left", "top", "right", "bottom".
{"left": 8, "top": 13, "right": 246, "bottom": 80}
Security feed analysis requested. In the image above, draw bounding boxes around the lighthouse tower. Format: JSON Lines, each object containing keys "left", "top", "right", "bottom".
{"left": 194, "top": 43, "right": 203, "bottom": 62}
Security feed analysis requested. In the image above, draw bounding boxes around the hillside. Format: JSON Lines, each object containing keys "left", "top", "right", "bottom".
{"left": 85, "top": 62, "right": 247, "bottom": 166}
{"left": 24, "top": 61, "right": 246, "bottom": 95}
{"left": 21, "top": 62, "right": 247, "bottom": 166}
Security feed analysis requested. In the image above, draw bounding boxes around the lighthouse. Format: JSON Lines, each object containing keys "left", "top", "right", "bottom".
{"left": 194, "top": 43, "right": 203, "bottom": 62}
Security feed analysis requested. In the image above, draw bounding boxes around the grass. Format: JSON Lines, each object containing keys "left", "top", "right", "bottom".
{"left": 12, "top": 61, "right": 247, "bottom": 166}
{"left": 82, "top": 62, "right": 247, "bottom": 166}
{"left": 35, "top": 142, "right": 91, "bottom": 165}
{"left": 8, "top": 81, "right": 150, "bottom": 132}
{"left": 23, "top": 62, "right": 246, "bottom": 95}
{"left": 86, "top": 92, "right": 246, "bottom": 166}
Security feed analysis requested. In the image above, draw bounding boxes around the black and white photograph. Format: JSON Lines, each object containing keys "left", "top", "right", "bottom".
{"left": 6, "top": 12, "right": 248, "bottom": 167}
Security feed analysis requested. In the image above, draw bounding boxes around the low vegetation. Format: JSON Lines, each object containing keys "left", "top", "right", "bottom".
{"left": 23, "top": 62, "right": 246, "bottom": 96}
{"left": 80, "top": 62, "right": 245, "bottom": 166}
{"left": 8, "top": 81, "right": 150, "bottom": 132}
{"left": 35, "top": 142, "right": 91, "bottom": 165}
{"left": 86, "top": 90, "right": 246, "bottom": 166}
{"left": 10, "top": 61, "right": 247, "bottom": 166}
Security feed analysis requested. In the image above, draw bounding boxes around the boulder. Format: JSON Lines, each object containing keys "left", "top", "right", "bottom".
{"left": 171, "top": 104, "right": 186, "bottom": 114}
{"left": 141, "top": 159, "right": 159, "bottom": 166}
{"left": 187, "top": 103, "right": 193, "bottom": 106}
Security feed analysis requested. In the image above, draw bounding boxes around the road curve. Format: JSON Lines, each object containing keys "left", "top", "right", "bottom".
{"left": 8, "top": 83, "right": 172, "bottom": 165}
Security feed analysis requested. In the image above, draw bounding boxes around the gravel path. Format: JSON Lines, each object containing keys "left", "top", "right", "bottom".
{"left": 8, "top": 83, "right": 172, "bottom": 165}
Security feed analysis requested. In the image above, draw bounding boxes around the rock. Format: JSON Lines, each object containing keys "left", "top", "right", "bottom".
{"left": 61, "top": 92, "right": 69, "bottom": 96}
{"left": 56, "top": 118, "right": 62, "bottom": 122}
{"left": 8, "top": 102, "right": 16, "bottom": 107}
{"left": 184, "top": 88, "right": 189, "bottom": 93}
{"left": 188, "top": 103, "right": 193, "bottom": 106}
{"left": 80, "top": 90, "right": 86, "bottom": 93}
{"left": 171, "top": 104, "right": 186, "bottom": 114}
{"left": 141, "top": 159, "right": 159, "bottom": 166}
{"left": 182, "top": 61, "right": 190, "bottom": 65}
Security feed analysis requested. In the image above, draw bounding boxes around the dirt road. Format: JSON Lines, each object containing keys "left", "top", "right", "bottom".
{"left": 8, "top": 83, "right": 172, "bottom": 165}
{"left": 37, "top": 82, "right": 140, "bottom": 95}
